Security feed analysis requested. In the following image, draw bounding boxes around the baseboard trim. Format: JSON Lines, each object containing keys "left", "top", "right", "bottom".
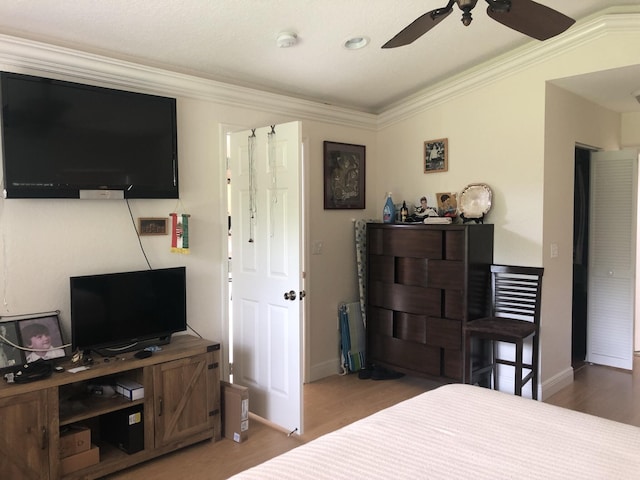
{"left": 540, "top": 366, "right": 574, "bottom": 401}
{"left": 308, "top": 359, "right": 343, "bottom": 383}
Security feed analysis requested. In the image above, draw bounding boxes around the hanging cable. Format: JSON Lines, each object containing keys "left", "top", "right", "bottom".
{"left": 268, "top": 125, "right": 278, "bottom": 238}
{"left": 126, "top": 199, "right": 152, "bottom": 269}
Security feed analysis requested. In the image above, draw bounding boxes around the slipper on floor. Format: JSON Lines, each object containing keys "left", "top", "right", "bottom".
{"left": 371, "top": 366, "right": 404, "bottom": 380}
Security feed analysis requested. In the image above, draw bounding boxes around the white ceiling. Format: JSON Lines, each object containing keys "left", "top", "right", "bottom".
{"left": 0, "top": 1, "right": 638, "bottom": 114}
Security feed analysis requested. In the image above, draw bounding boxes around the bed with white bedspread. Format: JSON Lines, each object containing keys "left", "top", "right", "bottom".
{"left": 230, "top": 383, "right": 640, "bottom": 479}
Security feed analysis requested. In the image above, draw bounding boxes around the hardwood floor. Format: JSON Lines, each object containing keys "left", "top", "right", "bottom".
{"left": 545, "top": 356, "right": 640, "bottom": 427}
{"left": 105, "top": 373, "right": 443, "bottom": 479}
{"left": 105, "top": 360, "right": 640, "bottom": 479}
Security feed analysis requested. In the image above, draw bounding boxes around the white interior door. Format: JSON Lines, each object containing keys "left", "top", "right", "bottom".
{"left": 587, "top": 149, "right": 638, "bottom": 370}
{"left": 229, "top": 122, "right": 303, "bottom": 434}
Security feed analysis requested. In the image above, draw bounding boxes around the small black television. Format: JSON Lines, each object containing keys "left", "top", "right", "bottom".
{"left": 0, "top": 71, "right": 178, "bottom": 199}
{"left": 70, "top": 267, "right": 187, "bottom": 355}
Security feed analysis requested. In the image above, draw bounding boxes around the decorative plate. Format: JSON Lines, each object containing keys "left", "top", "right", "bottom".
{"left": 458, "top": 183, "right": 492, "bottom": 218}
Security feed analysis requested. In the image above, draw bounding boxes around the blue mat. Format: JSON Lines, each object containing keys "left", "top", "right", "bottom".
{"left": 339, "top": 302, "right": 365, "bottom": 374}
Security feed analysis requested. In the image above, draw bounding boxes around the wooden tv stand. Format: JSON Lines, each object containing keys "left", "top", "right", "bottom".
{"left": 0, "top": 335, "right": 221, "bottom": 480}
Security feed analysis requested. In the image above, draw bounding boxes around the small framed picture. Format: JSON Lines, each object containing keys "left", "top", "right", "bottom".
{"left": 0, "top": 321, "right": 24, "bottom": 371}
{"left": 139, "top": 217, "right": 168, "bottom": 235}
{"left": 323, "top": 141, "right": 366, "bottom": 209}
{"left": 16, "top": 314, "right": 68, "bottom": 363}
{"left": 436, "top": 192, "right": 458, "bottom": 218}
{"left": 424, "top": 138, "right": 448, "bottom": 173}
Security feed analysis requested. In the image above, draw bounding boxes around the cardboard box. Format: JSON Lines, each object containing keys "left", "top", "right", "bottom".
{"left": 221, "top": 381, "right": 249, "bottom": 443}
{"left": 115, "top": 378, "right": 144, "bottom": 401}
{"left": 59, "top": 425, "right": 91, "bottom": 458}
{"left": 60, "top": 444, "right": 99, "bottom": 475}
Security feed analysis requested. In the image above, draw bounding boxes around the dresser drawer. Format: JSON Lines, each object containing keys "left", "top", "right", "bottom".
{"left": 426, "top": 317, "right": 461, "bottom": 350}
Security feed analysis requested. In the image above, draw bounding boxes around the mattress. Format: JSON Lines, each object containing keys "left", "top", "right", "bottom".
{"left": 230, "top": 383, "right": 640, "bottom": 479}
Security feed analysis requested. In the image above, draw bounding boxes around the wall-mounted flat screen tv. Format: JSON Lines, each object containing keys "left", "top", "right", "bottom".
{"left": 70, "top": 267, "right": 187, "bottom": 355}
{"left": 0, "top": 71, "right": 178, "bottom": 199}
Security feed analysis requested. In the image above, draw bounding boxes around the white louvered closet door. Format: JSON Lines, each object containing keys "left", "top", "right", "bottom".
{"left": 587, "top": 149, "right": 638, "bottom": 370}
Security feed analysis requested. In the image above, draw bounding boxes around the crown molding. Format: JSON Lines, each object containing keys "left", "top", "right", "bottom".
{"left": 0, "top": 7, "right": 637, "bottom": 133}
{"left": 376, "top": 7, "right": 640, "bottom": 129}
{"left": 0, "top": 34, "right": 378, "bottom": 131}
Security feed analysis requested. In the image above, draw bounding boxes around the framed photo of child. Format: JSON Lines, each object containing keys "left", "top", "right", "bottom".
{"left": 16, "top": 314, "right": 67, "bottom": 363}
{"left": 436, "top": 192, "right": 458, "bottom": 218}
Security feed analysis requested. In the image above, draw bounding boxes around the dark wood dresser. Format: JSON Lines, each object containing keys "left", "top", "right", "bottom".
{"left": 366, "top": 223, "right": 494, "bottom": 381}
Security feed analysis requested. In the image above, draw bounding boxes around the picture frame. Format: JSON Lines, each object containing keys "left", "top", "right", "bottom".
{"left": 139, "top": 217, "right": 168, "bottom": 235}
{"left": 436, "top": 192, "right": 458, "bottom": 218}
{"left": 0, "top": 320, "right": 23, "bottom": 372}
{"left": 323, "top": 141, "right": 366, "bottom": 210}
{"left": 16, "top": 314, "right": 68, "bottom": 364}
{"left": 424, "top": 138, "right": 448, "bottom": 174}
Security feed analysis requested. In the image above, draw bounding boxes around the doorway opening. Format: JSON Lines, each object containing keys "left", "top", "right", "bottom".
{"left": 573, "top": 147, "right": 639, "bottom": 372}
{"left": 572, "top": 146, "right": 591, "bottom": 368}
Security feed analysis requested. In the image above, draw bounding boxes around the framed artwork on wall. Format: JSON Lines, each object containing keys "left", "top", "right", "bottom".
{"left": 323, "top": 141, "right": 366, "bottom": 209}
{"left": 139, "top": 217, "right": 168, "bottom": 235}
{"left": 424, "top": 138, "right": 448, "bottom": 173}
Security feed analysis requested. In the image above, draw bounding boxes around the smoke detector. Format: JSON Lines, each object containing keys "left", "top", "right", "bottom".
{"left": 276, "top": 32, "right": 298, "bottom": 48}
{"left": 344, "top": 36, "right": 370, "bottom": 50}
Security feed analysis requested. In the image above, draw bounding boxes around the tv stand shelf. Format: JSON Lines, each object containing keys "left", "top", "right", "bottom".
{"left": 0, "top": 335, "right": 221, "bottom": 480}
{"left": 59, "top": 394, "right": 146, "bottom": 426}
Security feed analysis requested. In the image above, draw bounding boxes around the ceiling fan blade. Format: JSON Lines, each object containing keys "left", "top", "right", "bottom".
{"left": 382, "top": 7, "right": 453, "bottom": 49}
{"left": 486, "top": 0, "right": 575, "bottom": 41}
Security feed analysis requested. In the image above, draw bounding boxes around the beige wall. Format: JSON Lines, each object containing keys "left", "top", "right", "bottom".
{"left": 301, "top": 121, "right": 377, "bottom": 378}
{"left": 622, "top": 112, "right": 640, "bottom": 147}
{"left": 1, "top": 8, "right": 640, "bottom": 394}
{"left": 543, "top": 85, "right": 620, "bottom": 393}
{"left": 0, "top": 43, "right": 377, "bottom": 382}
{"left": 375, "top": 17, "right": 640, "bottom": 398}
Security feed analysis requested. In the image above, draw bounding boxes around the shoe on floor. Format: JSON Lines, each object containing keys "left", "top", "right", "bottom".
{"left": 370, "top": 366, "right": 404, "bottom": 380}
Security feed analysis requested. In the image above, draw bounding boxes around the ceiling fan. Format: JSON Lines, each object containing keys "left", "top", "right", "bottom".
{"left": 382, "top": 0, "right": 576, "bottom": 48}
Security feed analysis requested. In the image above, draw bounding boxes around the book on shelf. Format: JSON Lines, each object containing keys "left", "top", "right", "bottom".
{"left": 423, "top": 217, "right": 452, "bottom": 224}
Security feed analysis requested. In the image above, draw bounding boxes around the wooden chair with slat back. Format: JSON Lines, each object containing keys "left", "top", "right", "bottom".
{"left": 463, "top": 264, "right": 544, "bottom": 399}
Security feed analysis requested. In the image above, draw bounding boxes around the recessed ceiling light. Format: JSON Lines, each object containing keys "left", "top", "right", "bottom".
{"left": 344, "top": 36, "right": 370, "bottom": 50}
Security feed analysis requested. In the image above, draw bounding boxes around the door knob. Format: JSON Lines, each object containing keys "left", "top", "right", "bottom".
{"left": 284, "top": 290, "right": 297, "bottom": 301}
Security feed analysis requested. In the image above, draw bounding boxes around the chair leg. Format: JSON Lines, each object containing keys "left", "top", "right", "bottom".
{"left": 463, "top": 332, "right": 471, "bottom": 384}
{"left": 491, "top": 340, "right": 497, "bottom": 391}
{"left": 514, "top": 340, "right": 523, "bottom": 396}
{"left": 531, "top": 334, "right": 539, "bottom": 401}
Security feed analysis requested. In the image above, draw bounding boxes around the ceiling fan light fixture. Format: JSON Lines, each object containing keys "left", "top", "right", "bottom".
{"left": 457, "top": 0, "right": 478, "bottom": 27}
{"left": 461, "top": 9, "right": 473, "bottom": 26}
{"left": 344, "top": 36, "right": 370, "bottom": 50}
{"left": 383, "top": 0, "right": 574, "bottom": 48}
